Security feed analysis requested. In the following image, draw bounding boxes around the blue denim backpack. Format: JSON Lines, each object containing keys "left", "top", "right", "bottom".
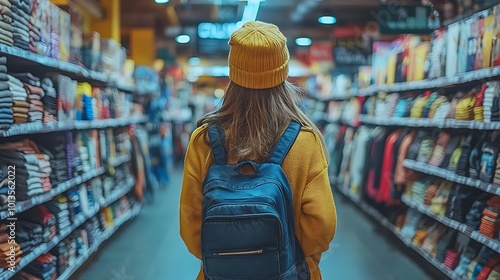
{"left": 201, "top": 121, "right": 310, "bottom": 280}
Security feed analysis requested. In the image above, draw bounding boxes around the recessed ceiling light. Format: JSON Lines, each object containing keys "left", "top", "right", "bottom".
{"left": 295, "top": 37, "right": 312, "bottom": 46}
{"left": 155, "top": 0, "right": 169, "bottom": 3}
{"left": 188, "top": 57, "right": 201, "bottom": 66}
{"left": 176, "top": 35, "right": 191, "bottom": 44}
{"left": 318, "top": 16, "right": 336, "bottom": 25}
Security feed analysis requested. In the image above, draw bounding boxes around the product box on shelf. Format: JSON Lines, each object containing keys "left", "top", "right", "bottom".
{"left": 409, "top": 42, "right": 429, "bottom": 82}
{"left": 458, "top": 20, "right": 470, "bottom": 73}
{"left": 59, "top": 10, "right": 71, "bottom": 62}
{"left": 491, "top": 4, "right": 500, "bottom": 66}
{"left": 60, "top": 5, "right": 84, "bottom": 65}
{"left": 50, "top": 3, "right": 61, "bottom": 59}
{"left": 482, "top": 9, "right": 495, "bottom": 69}
{"left": 475, "top": 11, "right": 486, "bottom": 70}
{"left": 467, "top": 14, "right": 479, "bottom": 72}
{"left": 428, "top": 28, "right": 446, "bottom": 79}
{"left": 38, "top": 0, "right": 51, "bottom": 56}
{"left": 372, "top": 42, "right": 392, "bottom": 86}
{"left": 446, "top": 22, "right": 460, "bottom": 77}
{"left": 82, "top": 32, "right": 101, "bottom": 72}
{"left": 54, "top": 75, "right": 77, "bottom": 123}
{"left": 100, "top": 39, "right": 124, "bottom": 75}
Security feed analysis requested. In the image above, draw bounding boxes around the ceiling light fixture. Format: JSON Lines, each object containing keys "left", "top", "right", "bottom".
{"left": 176, "top": 34, "right": 191, "bottom": 44}
{"left": 240, "top": 0, "right": 262, "bottom": 23}
{"left": 155, "top": 0, "right": 169, "bottom": 3}
{"left": 295, "top": 37, "right": 312, "bottom": 46}
{"left": 188, "top": 57, "right": 201, "bottom": 66}
{"left": 318, "top": 16, "right": 336, "bottom": 25}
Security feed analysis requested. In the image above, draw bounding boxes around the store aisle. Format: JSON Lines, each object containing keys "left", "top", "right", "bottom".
{"left": 77, "top": 169, "right": 432, "bottom": 280}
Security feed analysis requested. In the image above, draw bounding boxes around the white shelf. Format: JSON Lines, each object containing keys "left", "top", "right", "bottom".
{"left": 0, "top": 116, "right": 148, "bottom": 137}
{"left": 359, "top": 66, "right": 500, "bottom": 96}
{"left": 403, "top": 160, "right": 500, "bottom": 196}
{"left": 0, "top": 44, "right": 107, "bottom": 84}
{"left": 359, "top": 115, "right": 500, "bottom": 131}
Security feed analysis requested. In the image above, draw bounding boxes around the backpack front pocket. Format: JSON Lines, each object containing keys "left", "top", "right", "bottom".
{"left": 204, "top": 248, "right": 280, "bottom": 279}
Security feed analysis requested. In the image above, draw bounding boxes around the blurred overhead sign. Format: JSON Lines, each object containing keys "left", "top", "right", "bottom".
{"left": 198, "top": 22, "right": 238, "bottom": 39}
{"left": 375, "top": 5, "right": 433, "bottom": 35}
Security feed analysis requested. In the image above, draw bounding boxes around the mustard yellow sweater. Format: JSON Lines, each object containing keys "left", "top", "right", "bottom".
{"left": 180, "top": 125, "right": 337, "bottom": 280}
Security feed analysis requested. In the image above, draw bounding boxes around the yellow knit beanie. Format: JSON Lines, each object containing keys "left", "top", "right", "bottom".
{"left": 228, "top": 21, "right": 289, "bottom": 89}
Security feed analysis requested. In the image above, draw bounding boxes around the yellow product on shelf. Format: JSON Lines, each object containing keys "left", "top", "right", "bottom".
{"left": 414, "top": 43, "right": 429, "bottom": 81}
{"left": 483, "top": 12, "right": 495, "bottom": 69}
{"left": 77, "top": 82, "right": 93, "bottom": 96}
{"left": 103, "top": 207, "right": 114, "bottom": 227}
{"left": 386, "top": 50, "right": 397, "bottom": 85}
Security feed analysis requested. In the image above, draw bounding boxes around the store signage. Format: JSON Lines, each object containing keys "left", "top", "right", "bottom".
{"left": 375, "top": 5, "right": 433, "bottom": 35}
{"left": 198, "top": 22, "right": 238, "bottom": 39}
{"left": 333, "top": 46, "right": 368, "bottom": 66}
{"left": 309, "top": 43, "right": 333, "bottom": 62}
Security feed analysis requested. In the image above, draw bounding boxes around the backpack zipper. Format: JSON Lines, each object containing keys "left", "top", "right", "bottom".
{"left": 213, "top": 249, "right": 264, "bottom": 256}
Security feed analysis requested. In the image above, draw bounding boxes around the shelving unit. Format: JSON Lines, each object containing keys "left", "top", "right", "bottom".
{"left": 0, "top": 178, "right": 137, "bottom": 280}
{"left": 0, "top": 153, "right": 131, "bottom": 220}
{"left": 0, "top": 45, "right": 108, "bottom": 85}
{"left": 358, "top": 66, "right": 500, "bottom": 96}
{"left": 335, "top": 186, "right": 459, "bottom": 279}
{"left": 401, "top": 195, "right": 500, "bottom": 254}
{"left": 0, "top": 115, "right": 148, "bottom": 137}
{"left": 403, "top": 160, "right": 500, "bottom": 196}
{"left": 359, "top": 115, "right": 500, "bottom": 130}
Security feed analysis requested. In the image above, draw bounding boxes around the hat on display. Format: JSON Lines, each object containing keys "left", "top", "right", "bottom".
{"left": 228, "top": 21, "right": 289, "bottom": 89}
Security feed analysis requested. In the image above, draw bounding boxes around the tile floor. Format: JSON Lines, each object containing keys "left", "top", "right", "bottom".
{"left": 77, "top": 169, "right": 433, "bottom": 280}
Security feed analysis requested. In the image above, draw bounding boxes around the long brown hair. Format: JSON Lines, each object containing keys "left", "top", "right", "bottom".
{"left": 198, "top": 81, "right": 329, "bottom": 163}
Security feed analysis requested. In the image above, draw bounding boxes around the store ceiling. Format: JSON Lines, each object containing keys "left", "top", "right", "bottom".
{"left": 120, "top": 0, "right": 380, "bottom": 38}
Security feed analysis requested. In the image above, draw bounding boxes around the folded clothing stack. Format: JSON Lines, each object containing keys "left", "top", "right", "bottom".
{"left": 410, "top": 95, "right": 429, "bottom": 119}
{"left": 0, "top": 139, "right": 54, "bottom": 200}
{"left": 40, "top": 77, "right": 56, "bottom": 123}
{"left": 454, "top": 242, "right": 481, "bottom": 277}
{"left": 8, "top": 74, "right": 28, "bottom": 124}
{"left": 466, "top": 194, "right": 493, "bottom": 230}
{"left": 456, "top": 135, "right": 474, "bottom": 177}
{"left": 0, "top": 0, "right": 13, "bottom": 46}
{"left": 473, "top": 85, "right": 486, "bottom": 122}
{"left": 15, "top": 220, "right": 44, "bottom": 255}
{"left": 421, "top": 223, "right": 447, "bottom": 256}
{"left": 430, "top": 181, "right": 453, "bottom": 216}
{"left": 435, "top": 229, "right": 457, "bottom": 263}
{"left": 0, "top": 224, "right": 21, "bottom": 269}
{"left": 423, "top": 182, "right": 439, "bottom": 206}
{"left": 484, "top": 82, "right": 500, "bottom": 123}
{"left": 468, "top": 247, "right": 498, "bottom": 280}
{"left": 400, "top": 209, "right": 422, "bottom": 241}
{"left": 410, "top": 180, "right": 431, "bottom": 205}
{"left": 50, "top": 242, "right": 67, "bottom": 276}
{"left": 479, "top": 196, "right": 500, "bottom": 239}
{"left": 12, "top": 73, "right": 44, "bottom": 122}
{"left": 444, "top": 249, "right": 460, "bottom": 270}
{"left": 46, "top": 195, "right": 71, "bottom": 232}
{"left": 20, "top": 253, "right": 56, "bottom": 280}
{"left": 9, "top": 0, "right": 31, "bottom": 50}
{"left": 27, "top": 0, "right": 39, "bottom": 54}
{"left": 446, "top": 185, "right": 481, "bottom": 223}
{"left": 66, "top": 189, "right": 81, "bottom": 222}
{"left": 38, "top": 135, "right": 68, "bottom": 185}
{"left": 19, "top": 205, "right": 57, "bottom": 242}
{"left": 0, "top": 57, "right": 13, "bottom": 127}
{"left": 428, "top": 132, "right": 451, "bottom": 167}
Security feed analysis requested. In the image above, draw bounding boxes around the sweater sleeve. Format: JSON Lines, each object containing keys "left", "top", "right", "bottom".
{"left": 179, "top": 132, "right": 205, "bottom": 260}
{"left": 299, "top": 166, "right": 337, "bottom": 268}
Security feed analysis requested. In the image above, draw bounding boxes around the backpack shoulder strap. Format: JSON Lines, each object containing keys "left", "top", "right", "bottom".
{"left": 207, "top": 124, "right": 227, "bottom": 165}
{"left": 267, "top": 121, "right": 301, "bottom": 165}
